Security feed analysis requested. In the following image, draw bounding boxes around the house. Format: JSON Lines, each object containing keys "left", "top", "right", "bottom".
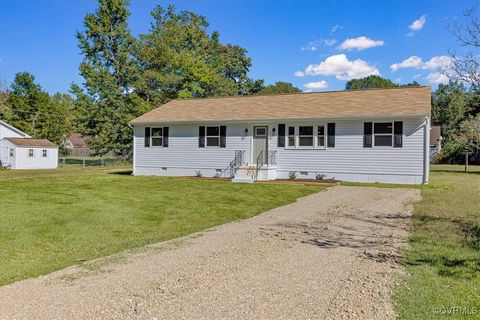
{"left": 429, "top": 125, "right": 442, "bottom": 161}
{"left": 0, "top": 121, "right": 58, "bottom": 169}
{"left": 0, "top": 120, "right": 30, "bottom": 139}
{"left": 62, "top": 133, "right": 93, "bottom": 157}
{"left": 130, "top": 86, "right": 431, "bottom": 184}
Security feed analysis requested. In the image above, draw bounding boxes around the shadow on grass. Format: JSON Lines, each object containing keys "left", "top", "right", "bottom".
{"left": 108, "top": 170, "right": 133, "bottom": 176}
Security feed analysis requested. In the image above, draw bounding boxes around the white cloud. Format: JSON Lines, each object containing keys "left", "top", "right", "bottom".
{"left": 303, "top": 80, "right": 329, "bottom": 91}
{"left": 391, "top": 55, "right": 452, "bottom": 72}
{"left": 427, "top": 72, "right": 449, "bottom": 84}
{"left": 330, "top": 24, "right": 343, "bottom": 35}
{"left": 301, "top": 39, "right": 337, "bottom": 51}
{"left": 324, "top": 39, "right": 337, "bottom": 47}
{"left": 294, "top": 71, "right": 305, "bottom": 77}
{"left": 409, "top": 15, "right": 426, "bottom": 31}
{"left": 338, "top": 36, "right": 384, "bottom": 51}
{"left": 300, "top": 54, "right": 379, "bottom": 80}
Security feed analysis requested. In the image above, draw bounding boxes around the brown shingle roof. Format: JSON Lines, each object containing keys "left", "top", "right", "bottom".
{"left": 68, "top": 133, "right": 88, "bottom": 148}
{"left": 131, "top": 86, "right": 431, "bottom": 124}
{"left": 4, "top": 138, "right": 57, "bottom": 148}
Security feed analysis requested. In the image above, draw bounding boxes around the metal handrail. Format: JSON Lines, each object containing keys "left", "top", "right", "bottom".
{"left": 255, "top": 150, "right": 264, "bottom": 181}
{"left": 268, "top": 150, "right": 277, "bottom": 166}
{"left": 222, "top": 150, "right": 245, "bottom": 178}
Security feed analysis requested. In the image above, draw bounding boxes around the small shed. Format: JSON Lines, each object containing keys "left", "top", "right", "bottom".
{"left": 0, "top": 138, "right": 58, "bottom": 169}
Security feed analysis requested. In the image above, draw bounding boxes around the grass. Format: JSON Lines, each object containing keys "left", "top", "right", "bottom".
{"left": 394, "top": 165, "right": 480, "bottom": 319}
{"left": 0, "top": 166, "right": 324, "bottom": 286}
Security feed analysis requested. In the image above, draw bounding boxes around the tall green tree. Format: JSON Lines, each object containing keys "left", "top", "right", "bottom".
{"left": 7, "top": 72, "right": 51, "bottom": 136}
{"left": 135, "top": 5, "right": 255, "bottom": 106}
{"left": 4, "top": 72, "right": 73, "bottom": 146}
{"left": 432, "top": 81, "right": 471, "bottom": 145}
{"left": 345, "top": 75, "right": 397, "bottom": 90}
{"left": 73, "top": 0, "right": 145, "bottom": 156}
{"left": 260, "top": 81, "right": 301, "bottom": 95}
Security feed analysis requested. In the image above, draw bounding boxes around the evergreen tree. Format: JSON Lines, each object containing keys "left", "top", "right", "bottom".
{"left": 73, "top": 0, "right": 145, "bottom": 156}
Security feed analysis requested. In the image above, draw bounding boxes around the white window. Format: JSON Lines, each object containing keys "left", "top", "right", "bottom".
{"left": 374, "top": 122, "right": 393, "bottom": 147}
{"left": 287, "top": 126, "right": 295, "bottom": 147}
{"left": 9, "top": 148, "right": 14, "bottom": 157}
{"left": 298, "top": 126, "right": 314, "bottom": 147}
{"left": 285, "top": 125, "right": 326, "bottom": 149}
{"left": 28, "top": 149, "right": 34, "bottom": 158}
{"left": 206, "top": 126, "right": 220, "bottom": 147}
{"left": 317, "top": 126, "right": 325, "bottom": 147}
{"left": 151, "top": 128, "right": 163, "bottom": 147}
{"left": 42, "top": 149, "right": 48, "bottom": 157}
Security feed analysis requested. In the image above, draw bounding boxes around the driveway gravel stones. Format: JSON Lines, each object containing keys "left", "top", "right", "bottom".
{"left": 0, "top": 186, "right": 420, "bottom": 319}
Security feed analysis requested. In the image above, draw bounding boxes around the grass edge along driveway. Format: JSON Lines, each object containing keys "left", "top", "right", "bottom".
{"left": 393, "top": 165, "right": 480, "bottom": 320}
{"left": 0, "top": 167, "right": 324, "bottom": 286}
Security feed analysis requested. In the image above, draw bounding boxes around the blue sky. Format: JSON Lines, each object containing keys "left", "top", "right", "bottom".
{"left": 0, "top": 0, "right": 474, "bottom": 93}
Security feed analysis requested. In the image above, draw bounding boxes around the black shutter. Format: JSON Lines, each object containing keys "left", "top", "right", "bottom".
{"left": 394, "top": 121, "right": 403, "bottom": 147}
{"left": 220, "top": 125, "right": 226, "bottom": 148}
{"left": 363, "top": 122, "right": 372, "bottom": 148}
{"left": 327, "top": 123, "right": 335, "bottom": 147}
{"left": 199, "top": 126, "right": 205, "bottom": 148}
{"left": 163, "top": 127, "right": 169, "bottom": 147}
{"left": 278, "top": 124, "right": 285, "bottom": 147}
{"left": 144, "top": 127, "right": 151, "bottom": 147}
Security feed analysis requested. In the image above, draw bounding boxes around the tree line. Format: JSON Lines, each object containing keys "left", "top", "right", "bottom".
{"left": 0, "top": 1, "right": 300, "bottom": 156}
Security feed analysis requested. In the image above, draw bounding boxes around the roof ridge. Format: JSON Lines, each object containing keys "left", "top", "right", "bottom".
{"left": 168, "top": 85, "right": 431, "bottom": 103}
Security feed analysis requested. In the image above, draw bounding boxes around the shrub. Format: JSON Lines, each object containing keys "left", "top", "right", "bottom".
{"left": 288, "top": 171, "right": 297, "bottom": 180}
{"left": 195, "top": 170, "right": 202, "bottom": 177}
{"left": 316, "top": 173, "right": 326, "bottom": 180}
{"left": 213, "top": 172, "right": 221, "bottom": 178}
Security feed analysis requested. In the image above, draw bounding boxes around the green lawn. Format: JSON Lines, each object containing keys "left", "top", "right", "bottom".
{"left": 394, "top": 165, "right": 480, "bottom": 319}
{"left": 0, "top": 166, "right": 323, "bottom": 286}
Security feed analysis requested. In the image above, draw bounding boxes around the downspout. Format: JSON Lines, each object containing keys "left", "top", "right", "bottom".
{"left": 423, "top": 116, "right": 430, "bottom": 184}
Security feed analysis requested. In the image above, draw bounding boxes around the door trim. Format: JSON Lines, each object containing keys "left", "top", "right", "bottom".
{"left": 252, "top": 126, "right": 268, "bottom": 164}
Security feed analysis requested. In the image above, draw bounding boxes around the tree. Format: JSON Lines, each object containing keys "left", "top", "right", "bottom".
{"left": 448, "top": 7, "right": 480, "bottom": 87}
{"left": 260, "top": 81, "right": 301, "bottom": 95}
{"left": 456, "top": 114, "right": 480, "bottom": 163}
{"left": 7, "top": 72, "right": 51, "bottom": 136}
{"left": 74, "top": 0, "right": 145, "bottom": 156}
{"left": 432, "top": 81, "right": 471, "bottom": 146}
{"left": 345, "top": 75, "right": 396, "bottom": 90}
{"left": 135, "top": 5, "right": 255, "bottom": 106}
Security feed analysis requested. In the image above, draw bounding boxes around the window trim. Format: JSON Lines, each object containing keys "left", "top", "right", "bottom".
{"left": 373, "top": 121, "right": 394, "bottom": 148}
{"left": 284, "top": 124, "right": 327, "bottom": 150}
{"left": 28, "top": 149, "right": 34, "bottom": 158}
{"left": 9, "top": 148, "right": 14, "bottom": 158}
{"left": 205, "top": 125, "right": 221, "bottom": 148}
{"left": 150, "top": 127, "right": 164, "bottom": 148}
{"left": 42, "top": 149, "right": 48, "bottom": 158}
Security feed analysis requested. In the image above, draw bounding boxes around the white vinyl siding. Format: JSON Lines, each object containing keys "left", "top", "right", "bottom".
{"left": 133, "top": 118, "right": 427, "bottom": 184}
{"left": 134, "top": 124, "right": 251, "bottom": 175}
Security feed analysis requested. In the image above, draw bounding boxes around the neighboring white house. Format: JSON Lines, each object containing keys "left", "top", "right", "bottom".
{"left": 130, "top": 86, "right": 432, "bottom": 184}
{"left": 0, "top": 121, "right": 58, "bottom": 169}
{"left": 0, "top": 120, "right": 30, "bottom": 139}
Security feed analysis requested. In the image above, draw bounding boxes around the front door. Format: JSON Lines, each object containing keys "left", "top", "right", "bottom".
{"left": 253, "top": 126, "right": 268, "bottom": 164}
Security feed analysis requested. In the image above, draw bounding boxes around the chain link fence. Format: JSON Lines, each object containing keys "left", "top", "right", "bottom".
{"left": 58, "top": 156, "right": 131, "bottom": 167}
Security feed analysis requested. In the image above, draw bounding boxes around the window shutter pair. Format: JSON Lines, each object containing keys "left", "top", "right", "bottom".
{"left": 199, "top": 126, "right": 226, "bottom": 148}
{"left": 144, "top": 127, "right": 169, "bottom": 147}
{"left": 363, "top": 121, "right": 403, "bottom": 148}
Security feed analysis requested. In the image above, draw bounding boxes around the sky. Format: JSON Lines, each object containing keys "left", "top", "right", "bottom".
{"left": 0, "top": 0, "right": 475, "bottom": 94}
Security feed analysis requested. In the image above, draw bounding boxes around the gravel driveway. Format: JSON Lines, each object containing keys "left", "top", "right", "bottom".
{"left": 0, "top": 186, "right": 420, "bottom": 320}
